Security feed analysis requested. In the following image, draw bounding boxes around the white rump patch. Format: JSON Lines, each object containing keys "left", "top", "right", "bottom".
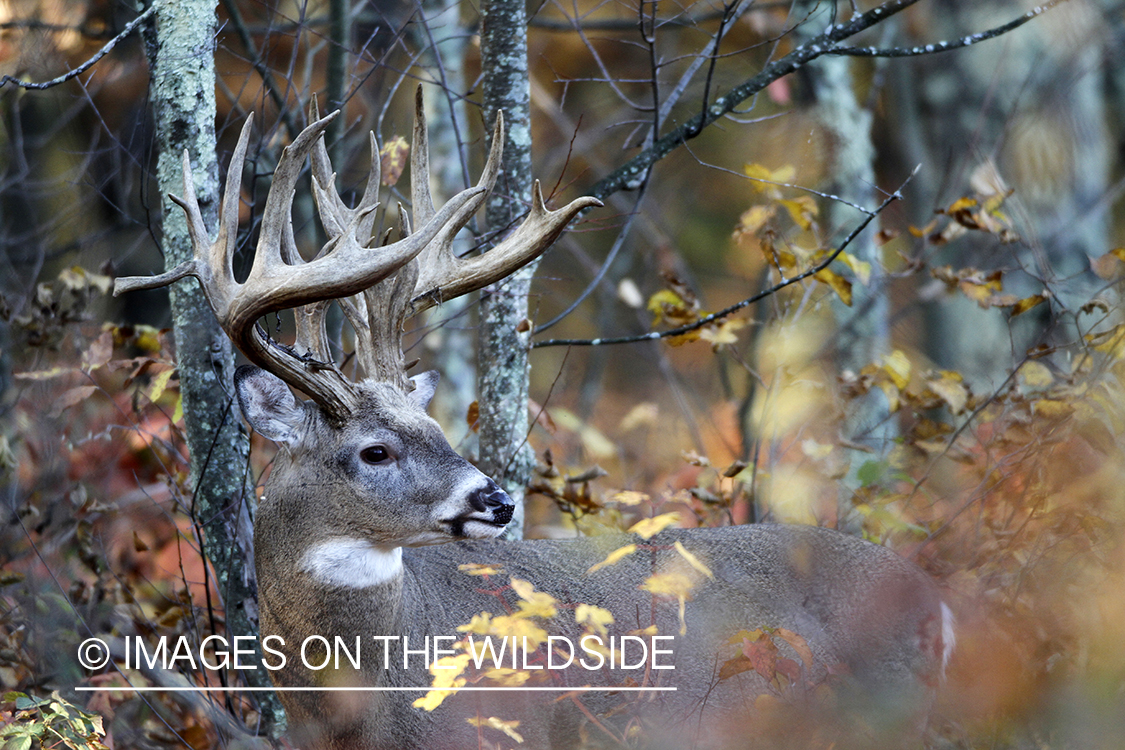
{"left": 302, "top": 538, "right": 403, "bottom": 589}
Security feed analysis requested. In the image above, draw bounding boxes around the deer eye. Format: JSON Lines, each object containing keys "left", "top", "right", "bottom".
{"left": 360, "top": 445, "right": 391, "bottom": 465}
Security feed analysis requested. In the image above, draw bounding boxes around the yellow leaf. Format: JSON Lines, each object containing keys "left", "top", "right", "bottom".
{"left": 457, "top": 612, "right": 494, "bottom": 635}
{"left": 778, "top": 197, "right": 818, "bottom": 231}
{"left": 587, "top": 544, "right": 637, "bottom": 574}
{"left": 619, "top": 403, "right": 658, "bottom": 431}
{"left": 881, "top": 350, "right": 911, "bottom": 390}
{"left": 575, "top": 604, "right": 615, "bottom": 636}
{"left": 510, "top": 579, "right": 558, "bottom": 619}
{"left": 647, "top": 289, "right": 689, "bottom": 321}
{"left": 1019, "top": 361, "right": 1053, "bottom": 389}
{"left": 431, "top": 653, "right": 471, "bottom": 683}
{"left": 413, "top": 652, "right": 471, "bottom": 711}
{"left": 673, "top": 541, "right": 714, "bottom": 579}
{"left": 173, "top": 395, "right": 184, "bottom": 424}
{"left": 1010, "top": 294, "right": 1046, "bottom": 317}
{"left": 640, "top": 571, "right": 696, "bottom": 599}
{"left": 700, "top": 318, "right": 746, "bottom": 347}
{"left": 743, "top": 162, "right": 772, "bottom": 186}
{"left": 946, "top": 196, "right": 978, "bottom": 213}
{"left": 837, "top": 251, "right": 872, "bottom": 286}
{"left": 459, "top": 563, "right": 504, "bottom": 576}
{"left": 147, "top": 367, "right": 175, "bottom": 403}
{"left": 628, "top": 512, "right": 681, "bottom": 540}
{"left": 927, "top": 372, "right": 968, "bottom": 415}
{"left": 1034, "top": 399, "right": 1074, "bottom": 420}
{"left": 771, "top": 165, "right": 796, "bottom": 184}
{"left": 958, "top": 280, "right": 994, "bottom": 308}
{"left": 467, "top": 716, "right": 525, "bottom": 743}
{"left": 814, "top": 268, "right": 852, "bottom": 306}
{"left": 610, "top": 491, "right": 649, "bottom": 506}
{"left": 414, "top": 689, "right": 457, "bottom": 711}
{"left": 665, "top": 330, "right": 702, "bottom": 347}
{"left": 642, "top": 572, "right": 696, "bottom": 634}
{"left": 487, "top": 615, "right": 549, "bottom": 648}
{"left": 775, "top": 628, "right": 814, "bottom": 670}
{"left": 480, "top": 668, "right": 532, "bottom": 687}
{"left": 736, "top": 205, "right": 776, "bottom": 234}
{"left": 379, "top": 136, "right": 409, "bottom": 187}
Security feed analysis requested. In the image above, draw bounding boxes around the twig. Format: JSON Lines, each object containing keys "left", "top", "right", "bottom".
{"left": 219, "top": 0, "right": 301, "bottom": 140}
{"left": 0, "top": 6, "right": 155, "bottom": 90}
{"left": 825, "top": 0, "right": 1066, "bottom": 58}
{"left": 533, "top": 170, "right": 914, "bottom": 348}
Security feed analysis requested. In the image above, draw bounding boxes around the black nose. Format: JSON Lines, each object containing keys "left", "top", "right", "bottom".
{"left": 468, "top": 479, "right": 514, "bottom": 524}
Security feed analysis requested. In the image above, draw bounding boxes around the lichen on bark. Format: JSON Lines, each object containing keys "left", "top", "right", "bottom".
{"left": 479, "top": 0, "right": 534, "bottom": 538}
{"left": 143, "top": 0, "right": 283, "bottom": 731}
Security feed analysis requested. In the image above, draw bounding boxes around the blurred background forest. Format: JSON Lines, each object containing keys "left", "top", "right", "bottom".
{"left": 2, "top": 0, "right": 1125, "bottom": 746}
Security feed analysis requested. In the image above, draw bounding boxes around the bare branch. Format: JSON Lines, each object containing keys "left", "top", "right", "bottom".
{"left": 533, "top": 170, "right": 915, "bottom": 348}
{"left": 0, "top": 6, "right": 154, "bottom": 91}
{"left": 587, "top": 0, "right": 924, "bottom": 200}
{"left": 825, "top": 0, "right": 1066, "bottom": 58}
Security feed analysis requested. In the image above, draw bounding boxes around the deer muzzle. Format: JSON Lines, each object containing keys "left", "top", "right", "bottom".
{"left": 468, "top": 479, "right": 515, "bottom": 525}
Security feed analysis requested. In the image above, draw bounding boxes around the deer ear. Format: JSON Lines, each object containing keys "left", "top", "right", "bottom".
{"left": 236, "top": 365, "right": 304, "bottom": 444}
{"left": 408, "top": 370, "right": 440, "bottom": 410}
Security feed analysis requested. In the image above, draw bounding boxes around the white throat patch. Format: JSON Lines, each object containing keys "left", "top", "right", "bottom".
{"left": 302, "top": 538, "right": 403, "bottom": 588}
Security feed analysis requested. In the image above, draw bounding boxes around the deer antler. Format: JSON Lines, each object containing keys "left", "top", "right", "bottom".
{"left": 115, "top": 88, "right": 602, "bottom": 420}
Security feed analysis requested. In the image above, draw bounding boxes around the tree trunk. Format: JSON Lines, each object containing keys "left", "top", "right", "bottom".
{"left": 478, "top": 0, "right": 533, "bottom": 538}
{"left": 143, "top": 0, "right": 282, "bottom": 731}
{"left": 796, "top": 8, "right": 891, "bottom": 533}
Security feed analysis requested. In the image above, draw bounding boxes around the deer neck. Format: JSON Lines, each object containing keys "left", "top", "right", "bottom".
{"left": 301, "top": 538, "right": 405, "bottom": 589}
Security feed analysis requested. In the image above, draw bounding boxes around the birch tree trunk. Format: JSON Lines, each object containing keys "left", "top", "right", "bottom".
{"left": 143, "top": 0, "right": 282, "bottom": 730}
{"left": 479, "top": 0, "right": 533, "bottom": 538}
{"left": 796, "top": 7, "right": 891, "bottom": 533}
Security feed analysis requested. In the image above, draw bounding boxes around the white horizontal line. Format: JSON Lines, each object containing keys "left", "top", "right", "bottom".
{"left": 75, "top": 686, "right": 677, "bottom": 693}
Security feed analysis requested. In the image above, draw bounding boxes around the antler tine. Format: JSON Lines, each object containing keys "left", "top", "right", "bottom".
{"left": 411, "top": 85, "right": 436, "bottom": 230}
{"left": 406, "top": 92, "right": 506, "bottom": 310}
{"left": 213, "top": 114, "right": 254, "bottom": 281}
{"left": 408, "top": 181, "right": 602, "bottom": 315}
{"left": 114, "top": 115, "right": 257, "bottom": 300}
{"left": 359, "top": 262, "right": 419, "bottom": 388}
{"left": 403, "top": 84, "right": 602, "bottom": 314}
{"left": 251, "top": 110, "right": 339, "bottom": 279}
{"left": 309, "top": 130, "right": 384, "bottom": 258}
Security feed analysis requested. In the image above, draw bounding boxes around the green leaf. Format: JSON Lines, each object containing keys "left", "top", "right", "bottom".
{"left": 13, "top": 695, "right": 39, "bottom": 711}
{"left": 856, "top": 460, "right": 885, "bottom": 487}
{"left": 2, "top": 734, "right": 33, "bottom": 750}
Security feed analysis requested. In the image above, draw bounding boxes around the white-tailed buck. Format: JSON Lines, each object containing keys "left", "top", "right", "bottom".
{"left": 116, "top": 89, "right": 952, "bottom": 749}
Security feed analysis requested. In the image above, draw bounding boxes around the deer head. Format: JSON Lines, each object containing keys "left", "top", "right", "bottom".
{"left": 115, "top": 89, "right": 599, "bottom": 556}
